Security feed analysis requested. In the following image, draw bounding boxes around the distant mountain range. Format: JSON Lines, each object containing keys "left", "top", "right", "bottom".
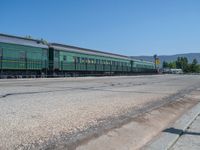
{"left": 131, "top": 53, "right": 200, "bottom": 66}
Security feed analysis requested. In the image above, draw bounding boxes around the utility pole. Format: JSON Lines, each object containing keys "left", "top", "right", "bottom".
{"left": 154, "top": 54, "right": 160, "bottom": 73}
{"left": 154, "top": 54, "right": 157, "bottom": 69}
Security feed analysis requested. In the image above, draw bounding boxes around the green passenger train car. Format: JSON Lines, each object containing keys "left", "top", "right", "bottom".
{"left": 49, "top": 43, "right": 133, "bottom": 75}
{"left": 0, "top": 34, "right": 49, "bottom": 77}
{"left": 0, "top": 33, "right": 156, "bottom": 78}
{"left": 133, "top": 59, "right": 155, "bottom": 73}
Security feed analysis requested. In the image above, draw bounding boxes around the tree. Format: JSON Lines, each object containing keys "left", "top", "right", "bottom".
{"left": 162, "top": 57, "right": 199, "bottom": 73}
{"left": 168, "top": 62, "right": 176, "bottom": 68}
{"left": 192, "top": 58, "right": 198, "bottom": 65}
{"left": 175, "top": 57, "right": 189, "bottom": 72}
{"left": 163, "top": 61, "right": 169, "bottom": 68}
{"left": 190, "top": 59, "right": 199, "bottom": 72}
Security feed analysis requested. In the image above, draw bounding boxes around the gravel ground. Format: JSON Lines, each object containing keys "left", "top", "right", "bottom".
{"left": 0, "top": 75, "right": 200, "bottom": 149}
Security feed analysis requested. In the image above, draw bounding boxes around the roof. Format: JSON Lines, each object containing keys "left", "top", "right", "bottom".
{"left": 0, "top": 33, "right": 48, "bottom": 49}
{"left": 50, "top": 43, "right": 131, "bottom": 60}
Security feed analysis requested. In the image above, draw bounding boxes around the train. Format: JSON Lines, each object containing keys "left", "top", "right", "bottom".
{"left": 0, "top": 33, "right": 156, "bottom": 78}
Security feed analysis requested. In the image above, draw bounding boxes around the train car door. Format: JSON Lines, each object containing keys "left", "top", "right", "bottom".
{"left": 54, "top": 50, "right": 60, "bottom": 70}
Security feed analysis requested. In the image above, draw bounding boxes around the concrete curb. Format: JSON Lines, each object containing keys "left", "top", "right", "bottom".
{"left": 143, "top": 102, "right": 200, "bottom": 150}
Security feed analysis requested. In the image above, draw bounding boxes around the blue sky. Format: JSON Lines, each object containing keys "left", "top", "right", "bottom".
{"left": 1, "top": 0, "right": 200, "bottom": 56}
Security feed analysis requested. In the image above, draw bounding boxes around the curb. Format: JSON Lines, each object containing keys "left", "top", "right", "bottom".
{"left": 143, "top": 102, "right": 200, "bottom": 150}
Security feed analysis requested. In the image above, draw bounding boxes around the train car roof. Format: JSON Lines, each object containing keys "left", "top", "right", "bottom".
{"left": 50, "top": 43, "right": 131, "bottom": 60}
{"left": 0, "top": 33, "right": 48, "bottom": 49}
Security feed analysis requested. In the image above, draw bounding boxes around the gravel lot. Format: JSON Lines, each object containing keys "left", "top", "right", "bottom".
{"left": 0, "top": 75, "right": 200, "bottom": 149}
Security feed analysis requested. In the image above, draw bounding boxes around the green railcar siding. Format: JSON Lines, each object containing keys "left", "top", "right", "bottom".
{"left": 0, "top": 42, "right": 48, "bottom": 70}
{"left": 0, "top": 40, "right": 155, "bottom": 74}
{"left": 53, "top": 49, "right": 132, "bottom": 72}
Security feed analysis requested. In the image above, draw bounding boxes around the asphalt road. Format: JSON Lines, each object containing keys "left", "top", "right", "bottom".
{"left": 0, "top": 75, "right": 200, "bottom": 149}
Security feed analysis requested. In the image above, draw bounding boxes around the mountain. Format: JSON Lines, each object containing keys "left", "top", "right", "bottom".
{"left": 131, "top": 53, "right": 200, "bottom": 66}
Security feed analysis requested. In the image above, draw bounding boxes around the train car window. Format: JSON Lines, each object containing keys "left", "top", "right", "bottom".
{"left": 89, "top": 59, "right": 92, "bottom": 64}
{"left": 63, "top": 55, "right": 67, "bottom": 61}
{"left": 77, "top": 57, "right": 80, "bottom": 63}
{"left": 0, "top": 48, "right": 2, "bottom": 57}
{"left": 91, "top": 59, "right": 94, "bottom": 64}
{"left": 81, "top": 58, "right": 85, "bottom": 63}
{"left": 55, "top": 51, "right": 59, "bottom": 58}
{"left": 42, "top": 50, "right": 47, "bottom": 58}
{"left": 85, "top": 58, "right": 88, "bottom": 63}
{"left": 19, "top": 51, "right": 26, "bottom": 60}
{"left": 73, "top": 56, "right": 76, "bottom": 62}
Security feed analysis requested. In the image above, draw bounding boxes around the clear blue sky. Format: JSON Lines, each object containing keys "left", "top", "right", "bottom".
{"left": 1, "top": 0, "right": 200, "bottom": 56}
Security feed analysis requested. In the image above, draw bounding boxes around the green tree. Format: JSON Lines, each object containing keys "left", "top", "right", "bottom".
{"left": 168, "top": 62, "right": 176, "bottom": 68}
{"left": 176, "top": 57, "right": 189, "bottom": 72}
{"left": 190, "top": 59, "right": 199, "bottom": 72}
{"left": 164, "top": 57, "right": 199, "bottom": 73}
{"left": 163, "top": 61, "right": 169, "bottom": 68}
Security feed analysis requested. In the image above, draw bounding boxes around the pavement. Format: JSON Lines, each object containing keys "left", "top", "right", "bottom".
{"left": 0, "top": 75, "right": 200, "bottom": 149}
{"left": 143, "top": 90, "right": 200, "bottom": 150}
{"left": 171, "top": 114, "right": 200, "bottom": 150}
